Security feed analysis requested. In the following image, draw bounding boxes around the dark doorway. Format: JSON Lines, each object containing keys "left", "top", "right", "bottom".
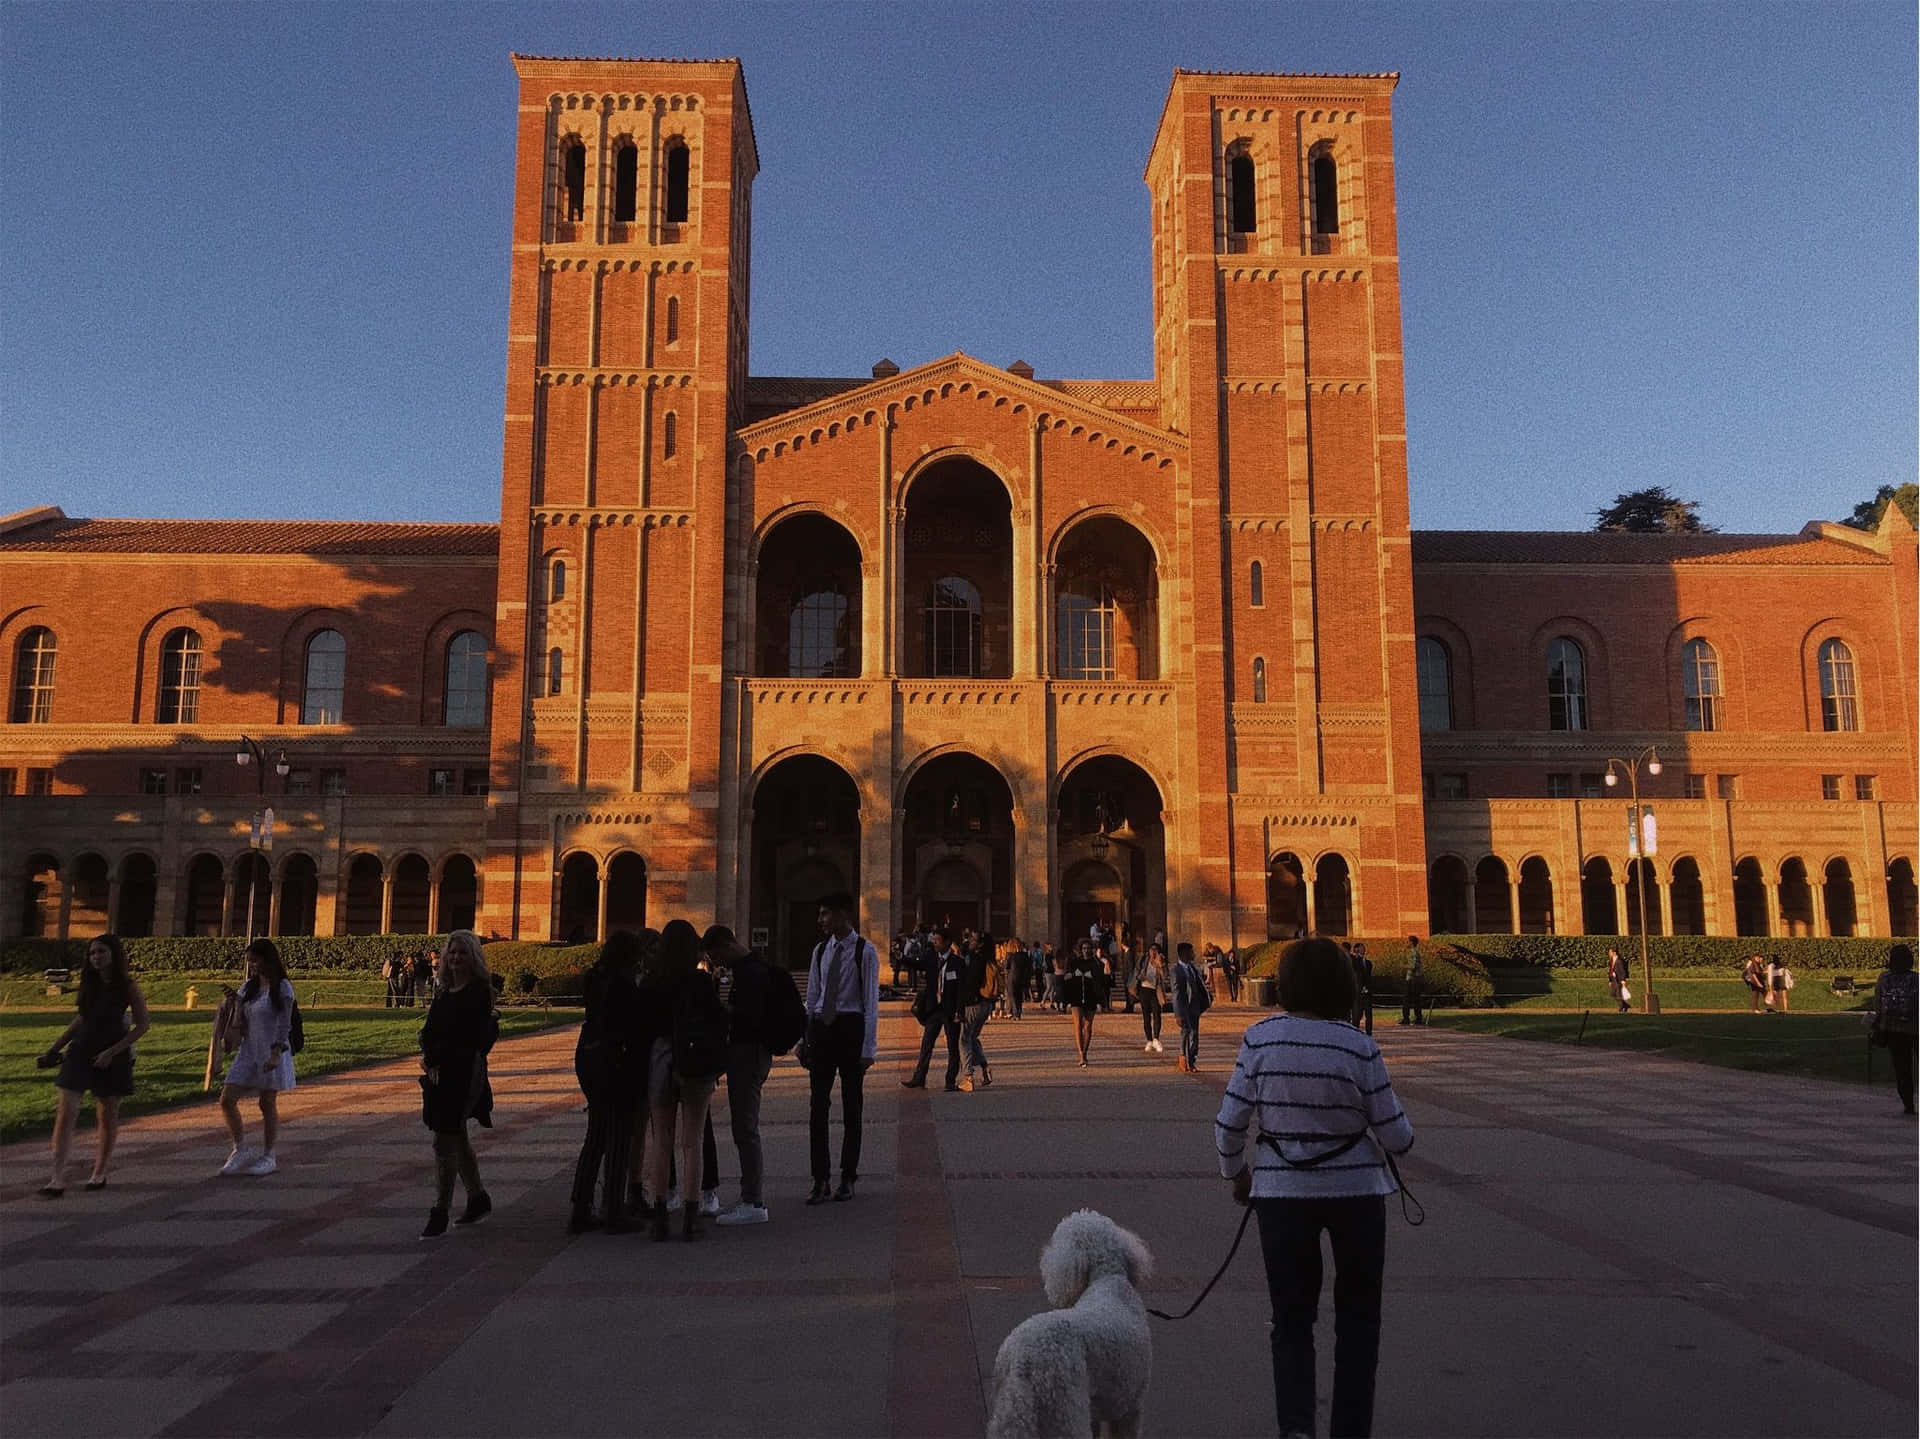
{"left": 1267, "top": 853, "right": 1306, "bottom": 939}
{"left": 902, "top": 751, "right": 1014, "bottom": 939}
{"left": 1581, "top": 857, "right": 1618, "bottom": 936}
{"left": 751, "top": 755, "right": 862, "bottom": 969}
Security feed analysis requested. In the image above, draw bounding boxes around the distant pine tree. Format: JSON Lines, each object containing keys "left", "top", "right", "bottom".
{"left": 1592, "top": 487, "right": 1715, "bottom": 534}
{"left": 1839, "top": 483, "right": 1918, "bottom": 531}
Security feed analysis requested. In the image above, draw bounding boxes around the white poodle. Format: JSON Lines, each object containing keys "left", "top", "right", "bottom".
{"left": 987, "top": 1209, "right": 1155, "bottom": 1438}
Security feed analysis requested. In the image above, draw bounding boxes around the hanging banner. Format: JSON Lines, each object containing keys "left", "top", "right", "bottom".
{"left": 1640, "top": 806, "right": 1657, "bottom": 858}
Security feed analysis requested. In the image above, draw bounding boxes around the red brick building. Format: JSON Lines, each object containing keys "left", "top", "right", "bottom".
{"left": 3, "top": 58, "right": 1913, "bottom": 952}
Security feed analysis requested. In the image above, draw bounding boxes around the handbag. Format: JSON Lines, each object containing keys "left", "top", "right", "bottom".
{"left": 910, "top": 986, "right": 937, "bottom": 1025}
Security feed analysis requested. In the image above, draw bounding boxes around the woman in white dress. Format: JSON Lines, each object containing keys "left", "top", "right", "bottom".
{"left": 217, "top": 939, "right": 296, "bottom": 1176}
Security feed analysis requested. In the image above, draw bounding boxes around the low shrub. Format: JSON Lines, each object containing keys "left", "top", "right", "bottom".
{"left": 1238, "top": 937, "right": 1496, "bottom": 1008}
{"left": 482, "top": 941, "right": 598, "bottom": 1002}
{"left": 1437, "top": 934, "right": 1904, "bottom": 973}
{"left": 1, "top": 934, "right": 452, "bottom": 976}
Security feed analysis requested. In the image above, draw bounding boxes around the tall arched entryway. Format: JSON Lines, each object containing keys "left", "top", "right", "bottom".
{"left": 1625, "top": 858, "right": 1661, "bottom": 936}
{"left": 1822, "top": 859, "right": 1858, "bottom": 937}
{"left": 1778, "top": 858, "right": 1814, "bottom": 937}
{"left": 1581, "top": 857, "right": 1618, "bottom": 936}
{"left": 230, "top": 853, "right": 272, "bottom": 939}
{"left": 1732, "top": 857, "right": 1768, "bottom": 936}
{"left": 605, "top": 852, "right": 647, "bottom": 935}
{"left": 755, "top": 513, "right": 863, "bottom": 678}
{"left": 68, "top": 854, "right": 110, "bottom": 937}
{"left": 557, "top": 853, "right": 599, "bottom": 944}
{"left": 437, "top": 854, "right": 479, "bottom": 934}
{"left": 20, "top": 853, "right": 60, "bottom": 938}
{"left": 390, "top": 855, "right": 432, "bottom": 933}
{"left": 1052, "top": 517, "right": 1160, "bottom": 680}
{"left": 1314, "top": 854, "right": 1354, "bottom": 937}
{"left": 903, "top": 459, "right": 1013, "bottom": 678}
{"left": 1057, "top": 755, "right": 1167, "bottom": 946}
{"left": 1428, "top": 855, "right": 1470, "bottom": 934}
{"left": 1888, "top": 858, "right": 1918, "bottom": 937}
{"left": 1473, "top": 856, "right": 1511, "bottom": 934}
{"left": 1518, "top": 857, "right": 1554, "bottom": 933}
{"left": 902, "top": 751, "right": 1014, "bottom": 939}
{"left": 116, "top": 854, "right": 158, "bottom": 938}
{"left": 1669, "top": 857, "right": 1706, "bottom": 936}
{"left": 752, "top": 755, "right": 861, "bottom": 969}
{"left": 1267, "top": 853, "right": 1307, "bottom": 939}
{"left": 183, "top": 854, "right": 226, "bottom": 936}
{"left": 343, "top": 854, "right": 383, "bottom": 936}
{"left": 278, "top": 854, "right": 319, "bottom": 937}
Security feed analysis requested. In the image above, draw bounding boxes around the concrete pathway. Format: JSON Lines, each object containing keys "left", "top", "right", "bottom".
{"left": 2, "top": 1005, "right": 1913, "bottom": 1437}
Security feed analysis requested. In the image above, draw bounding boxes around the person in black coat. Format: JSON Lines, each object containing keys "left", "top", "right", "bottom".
{"left": 419, "top": 931, "right": 498, "bottom": 1239}
{"left": 569, "top": 931, "right": 648, "bottom": 1233}
{"left": 901, "top": 927, "right": 974, "bottom": 1091}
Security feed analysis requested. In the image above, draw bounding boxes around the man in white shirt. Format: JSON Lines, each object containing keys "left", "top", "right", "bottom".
{"left": 803, "top": 891, "right": 879, "bottom": 1205}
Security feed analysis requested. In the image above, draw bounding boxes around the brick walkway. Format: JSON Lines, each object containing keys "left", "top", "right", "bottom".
{"left": 2, "top": 1006, "right": 1913, "bottom": 1437}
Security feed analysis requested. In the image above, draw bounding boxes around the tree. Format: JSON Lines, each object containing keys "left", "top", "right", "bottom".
{"left": 1592, "top": 487, "right": 1716, "bottom": 534}
{"left": 1839, "top": 483, "right": 1918, "bottom": 531}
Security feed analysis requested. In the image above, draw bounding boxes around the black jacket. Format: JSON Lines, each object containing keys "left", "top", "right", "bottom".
{"left": 576, "top": 964, "right": 647, "bottom": 1101}
{"left": 420, "top": 981, "right": 498, "bottom": 1132}
{"left": 726, "top": 954, "right": 772, "bottom": 1047}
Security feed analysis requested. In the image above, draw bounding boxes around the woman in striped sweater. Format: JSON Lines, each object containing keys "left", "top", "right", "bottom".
{"left": 1215, "top": 938, "right": 1414, "bottom": 1439}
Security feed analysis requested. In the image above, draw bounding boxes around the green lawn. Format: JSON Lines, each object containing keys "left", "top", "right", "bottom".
{"left": 0, "top": 975, "right": 393, "bottom": 1010}
{"left": 0, "top": 1007, "right": 575, "bottom": 1142}
{"left": 1423, "top": 1010, "right": 1886, "bottom": 1086}
{"left": 1483, "top": 968, "right": 1876, "bottom": 1015}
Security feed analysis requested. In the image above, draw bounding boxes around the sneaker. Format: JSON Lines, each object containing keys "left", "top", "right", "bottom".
{"left": 700, "top": 1188, "right": 722, "bottom": 1218}
{"left": 243, "top": 1152, "right": 278, "bottom": 1177}
{"left": 1150, "top": 1038, "right": 1163, "bottom": 1053}
{"left": 715, "top": 1202, "right": 770, "bottom": 1226}
{"left": 218, "top": 1147, "right": 253, "bottom": 1177}
{"left": 957, "top": 1075, "right": 974, "bottom": 1092}
{"left": 1144, "top": 1042, "right": 1155, "bottom": 1053}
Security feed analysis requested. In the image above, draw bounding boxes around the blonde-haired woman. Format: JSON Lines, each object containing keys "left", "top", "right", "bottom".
{"left": 418, "top": 930, "right": 498, "bottom": 1239}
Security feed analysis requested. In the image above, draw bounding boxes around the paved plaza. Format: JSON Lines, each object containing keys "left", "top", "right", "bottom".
{"left": 2, "top": 1003, "right": 1914, "bottom": 1438}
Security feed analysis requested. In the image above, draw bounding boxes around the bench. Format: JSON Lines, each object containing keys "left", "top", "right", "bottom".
{"left": 1830, "top": 975, "right": 1857, "bottom": 996}
{"left": 44, "top": 967, "right": 72, "bottom": 987}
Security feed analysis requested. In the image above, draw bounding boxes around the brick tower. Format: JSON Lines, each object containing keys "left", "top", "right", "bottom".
{"left": 1146, "top": 71, "right": 1430, "bottom": 941}
{"left": 481, "top": 56, "right": 756, "bottom": 939}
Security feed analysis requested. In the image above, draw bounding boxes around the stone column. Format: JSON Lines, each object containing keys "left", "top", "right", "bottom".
{"left": 891, "top": 807, "right": 909, "bottom": 929}
{"left": 1810, "top": 880, "right": 1829, "bottom": 938}
{"left": 1613, "top": 879, "right": 1630, "bottom": 938}
{"left": 107, "top": 873, "right": 124, "bottom": 936}
{"left": 267, "top": 869, "right": 283, "bottom": 938}
{"left": 888, "top": 502, "right": 908, "bottom": 679}
{"left": 1508, "top": 877, "right": 1523, "bottom": 934}
{"left": 1304, "top": 868, "right": 1318, "bottom": 937}
{"left": 860, "top": 796, "right": 894, "bottom": 946}
{"left": 1013, "top": 507, "right": 1037, "bottom": 678}
{"left": 55, "top": 873, "right": 73, "bottom": 942}
{"left": 427, "top": 872, "right": 441, "bottom": 937}
{"left": 380, "top": 871, "right": 395, "bottom": 936}
{"left": 1656, "top": 875, "right": 1674, "bottom": 938}
{"left": 1762, "top": 878, "right": 1780, "bottom": 937}
{"left": 595, "top": 864, "right": 610, "bottom": 944}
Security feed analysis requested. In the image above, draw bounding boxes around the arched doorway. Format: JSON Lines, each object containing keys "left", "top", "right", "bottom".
{"left": 1733, "top": 857, "right": 1768, "bottom": 936}
{"left": 278, "top": 854, "right": 318, "bottom": 937}
{"left": 751, "top": 755, "right": 861, "bottom": 969}
{"left": 116, "top": 854, "right": 158, "bottom": 937}
{"left": 902, "top": 752, "right": 1014, "bottom": 939}
{"left": 1267, "top": 853, "right": 1307, "bottom": 939}
{"left": 755, "top": 513, "right": 863, "bottom": 677}
{"left": 1581, "top": 857, "right": 1618, "bottom": 936}
{"left": 1057, "top": 755, "right": 1168, "bottom": 947}
{"left": 344, "top": 854, "right": 383, "bottom": 935}
{"left": 1518, "top": 857, "right": 1554, "bottom": 934}
{"left": 1778, "top": 858, "right": 1814, "bottom": 937}
{"left": 1314, "top": 854, "right": 1353, "bottom": 937}
{"left": 1669, "top": 857, "right": 1706, "bottom": 936}
{"left": 1061, "top": 859, "right": 1125, "bottom": 943}
{"left": 230, "top": 853, "right": 273, "bottom": 939}
{"left": 438, "top": 854, "right": 479, "bottom": 934}
{"left": 182, "top": 854, "right": 225, "bottom": 936}
{"left": 390, "top": 854, "right": 431, "bottom": 933}
{"left": 605, "top": 852, "right": 646, "bottom": 935}
{"left": 1473, "top": 856, "right": 1511, "bottom": 934}
{"left": 1823, "top": 858, "right": 1858, "bottom": 937}
{"left": 903, "top": 459, "right": 1013, "bottom": 678}
{"left": 1053, "top": 517, "right": 1159, "bottom": 680}
{"left": 1428, "top": 855, "right": 1470, "bottom": 934}
{"left": 1625, "top": 858, "right": 1662, "bottom": 936}
{"left": 20, "top": 853, "right": 60, "bottom": 938}
{"left": 68, "top": 854, "right": 110, "bottom": 937}
{"left": 557, "top": 853, "right": 599, "bottom": 944}
{"left": 1888, "top": 858, "right": 1918, "bottom": 937}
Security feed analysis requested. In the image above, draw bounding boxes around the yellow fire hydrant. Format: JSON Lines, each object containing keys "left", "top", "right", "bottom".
{"left": 184, "top": 985, "right": 200, "bottom": 1010}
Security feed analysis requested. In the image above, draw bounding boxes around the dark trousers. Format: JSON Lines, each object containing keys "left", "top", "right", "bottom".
{"left": 963, "top": 1002, "right": 992, "bottom": 1073}
{"left": 569, "top": 1096, "right": 635, "bottom": 1220}
{"left": 1010, "top": 974, "right": 1027, "bottom": 1018}
{"left": 908, "top": 1012, "right": 965, "bottom": 1087}
{"left": 1139, "top": 990, "right": 1163, "bottom": 1042}
{"left": 1889, "top": 1036, "right": 1917, "bottom": 1113}
{"left": 1179, "top": 1020, "right": 1199, "bottom": 1066}
{"left": 807, "top": 1013, "right": 866, "bottom": 1184}
{"left": 1355, "top": 993, "right": 1373, "bottom": 1036}
{"left": 1255, "top": 1194, "right": 1388, "bottom": 1439}
{"left": 1401, "top": 979, "right": 1424, "bottom": 1026}
{"left": 726, "top": 1040, "right": 772, "bottom": 1205}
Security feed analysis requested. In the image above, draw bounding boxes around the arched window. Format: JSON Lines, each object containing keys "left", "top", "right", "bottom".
{"left": 1057, "top": 585, "right": 1118, "bottom": 681}
{"left": 925, "top": 577, "right": 983, "bottom": 678}
{"left": 1228, "top": 150, "right": 1256, "bottom": 234}
{"left": 665, "top": 296, "right": 679, "bottom": 345}
{"left": 560, "top": 138, "right": 585, "bottom": 223}
{"left": 549, "top": 558, "right": 566, "bottom": 602}
{"left": 1249, "top": 560, "right": 1264, "bottom": 609}
{"left": 1252, "top": 656, "right": 1268, "bottom": 703}
{"left": 1818, "top": 638, "right": 1859, "bottom": 731}
{"left": 1416, "top": 636, "right": 1454, "bottom": 732}
{"left": 444, "top": 631, "right": 488, "bottom": 728}
{"left": 546, "top": 647, "right": 566, "bottom": 697}
{"left": 301, "top": 629, "right": 346, "bottom": 724}
{"left": 10, "top": 627, "right": 56, "bottom": 723}
{"left": 1682, "top": 637, "right": 1722, "bottom": 732}
{"left": 612, "top": 142, "right": 638, "bottom": 223}
{"left": 1546, "top": 636, "right": 1588, "bottom": 731}
{"left": 663, "top": 411, "right": 678, "bottom": 459}
{"left": 664, "top": 139, "right": 690, "bottom": 224}
{"left": 1311, "top": 151, "right": 1340, "bottom": 235}
{"left": 788, "top": 578, "right": 851, "bottom": 678}
{"left": 157, "top": 627, "right": 203, "bottom": 724}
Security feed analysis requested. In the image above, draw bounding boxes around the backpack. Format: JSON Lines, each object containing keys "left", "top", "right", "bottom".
{"left": 980, "top": 955, "right": 1005, "bottom": 1002}
{"left": 672, "top": 974, "right": 729, "bottom": 1079}
{"left": 1180, "top": 962, "right": 1212, "bottom": 1017}
{"left": 760, "top": 961, "right": 809, "bottom": 1056}
{"left": 288, "top": 1000, "right": 305, "bottom": 1057}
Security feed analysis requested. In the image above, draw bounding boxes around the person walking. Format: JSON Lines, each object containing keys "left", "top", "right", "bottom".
{"left": 1113, "top": 923, "right": 1137, "bottom": 1015}
{"left": 1065, "top": 942, "right": 1104, "bottom": 1067}
{"left": 1216, "top": 937, "right": 1415, "bottom": 1439}
{"left": 1042, "top": 944, "right": 1064, "bottom": 1011}
{"left": 1349, "top": 943, "right": 1373, "bottom": 1035}
{"left": 1400, "top": 935, "right": 1426, "bottom": 1027}
{"left": 1134, "top": 942, "right": 1169, "bottom": 1054}
{"left": 418, "top": 930, "right": 498, "bottom": 1239}
{"left": 411, "top": 948, "right": 434, "bottom": 1007}
{"left": 804, "top": 892, "right": 880, "bottom": 1204}
{"left": 709, "top": 925, "right": 776, "bottom": 1226}
{"left": 1741, "top": 953, "right": 1768, "bottom": 1013}
{"left": 1606, "top": 946, "right": 1631, "bottom": 1014}
{"left": 1170, "top": 941, "right": 1212, "bottom": 1073}
{"left": 37, "top": 934, "right": 149, "bottom": 1196}
{"left": 1008, "top": 937, "right": 1032, "bottom": 1020}
{"left": 1868, "top": 944, "right": 1918, "bottom": 1116}
{"left": 963, "top": 937, "right": 999, "bottom": 1088}
{"left": 639, "top": 920, "right": 726, "bottom": 1240}
{"left": 568, "top": 930, "right": 648, "bottom": 1233}
{"left": 903, "top": 926, "right": 969, "bottom": 1091}
{"left": 1766, "top": 955, "right": 1794, "bottom": 1014}
{"left": 216, "top": 939, "right": 296, "bottom": 1178}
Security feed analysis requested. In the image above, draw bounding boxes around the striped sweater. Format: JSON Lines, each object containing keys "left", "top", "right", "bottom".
{"left": 1215, "top": 1014, "right": 1415, "bottom": 1199}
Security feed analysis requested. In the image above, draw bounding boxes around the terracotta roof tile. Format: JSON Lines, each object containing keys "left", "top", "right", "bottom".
{"left": 1411, "top": 530, "right": 1880, "bottom": 566}
{"left": 744, "top": 375, "right": 868, "bottom": 424}
{"left": 0, "top": 516, "right": 500, "bottom": 558}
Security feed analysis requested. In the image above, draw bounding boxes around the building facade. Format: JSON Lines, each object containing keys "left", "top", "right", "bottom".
{"left": 3, "top": 57, "right": 1914, "bottom": 956}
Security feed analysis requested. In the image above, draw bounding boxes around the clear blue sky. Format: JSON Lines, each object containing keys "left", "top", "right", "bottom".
{"left": 3, "top": 1, "right": 1913, "bottom": 532}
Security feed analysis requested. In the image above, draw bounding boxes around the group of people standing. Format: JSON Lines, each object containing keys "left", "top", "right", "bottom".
{"left": 381, "top": 948, "right": 436, "bottom": 1007}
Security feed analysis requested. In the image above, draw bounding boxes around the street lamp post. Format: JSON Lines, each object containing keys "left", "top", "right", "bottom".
{"left": 1604, "top": 746, "right": 1662, "bottom": 1015}
{"left": 234, "top": 735, "right": 290, "bottom": 939}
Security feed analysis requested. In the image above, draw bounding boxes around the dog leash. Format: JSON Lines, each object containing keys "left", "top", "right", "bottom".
{"left": 1147, "top": 1134, "right": 1423, "bottom": 1324}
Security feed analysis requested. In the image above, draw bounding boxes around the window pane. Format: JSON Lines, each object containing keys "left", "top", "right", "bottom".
{"left": 1547, "top": 638, "right": 1587, "bottom": 731}
{"left": 789, "top": 584, "right": 849, "bottom": 677}
{"left": 11, "top": 628, "right": 56, "bottom": 723}
{"left": 1416, "top": 637, "right": 1453, "bottom": 732}
{"left": 444, "top": 631, "right": 488, "bottom": 727}
{"left": 926, "top": 577, "right": 982, "bottom": 678}
{"left": 158, "top": 628, "right": 202, "bottom": 724}
{"left": 1818, "top": 639, "right": 1858, "bottom": 731}
{"left": 302, "top": 630, "right": 346, "bottom": 724}
{"left": 1057, "top": 588, "right": 1116, "bottom": 681}
{"left": 1683, "top": 638, "right": 1720, "bottom": 732}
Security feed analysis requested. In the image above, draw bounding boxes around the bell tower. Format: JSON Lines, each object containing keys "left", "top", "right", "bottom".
{"left": 1147, "top": 69, "right": 1429, "bottom": 940}
{"left": 482, "top": 56, "right": 756, "bottom": 939}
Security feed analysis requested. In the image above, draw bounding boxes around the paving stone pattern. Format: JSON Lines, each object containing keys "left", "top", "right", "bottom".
{"left": 2, "top": 1007, "right": 1913, "bottom": 1437}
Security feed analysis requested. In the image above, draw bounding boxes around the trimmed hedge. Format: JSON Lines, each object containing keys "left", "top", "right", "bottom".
{"left": 482, "top": 941, "right": 599, "bottom": 1000}
{"left": 1, "top": 935, "right": 451, "bottom": 976}
{"left": 1435, "top": 934, "right": 1906, "bottom": 972}
{"left": 1239, "top": 938, "right": 1497, "bottom": 1008}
